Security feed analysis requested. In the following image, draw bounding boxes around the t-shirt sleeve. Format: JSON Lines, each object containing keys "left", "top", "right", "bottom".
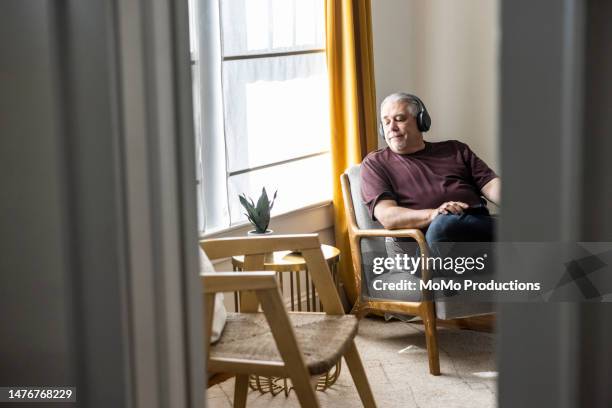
{"left": 360, "top": 155, "right": 396, "bottom": 220}
{"left": 459, "top": 142, "right": 498, "bottom": 190}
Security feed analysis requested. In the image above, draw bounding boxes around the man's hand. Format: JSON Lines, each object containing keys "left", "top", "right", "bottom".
{"left": 374, "top": 199, "right": 468, "bottom": 230}
{"left": 435, "top": 201, "right": 469, "bottom": 215}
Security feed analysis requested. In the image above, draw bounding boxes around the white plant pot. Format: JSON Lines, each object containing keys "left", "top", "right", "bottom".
{"left": 247, "top": 229, "right": 273, "bottom": 236}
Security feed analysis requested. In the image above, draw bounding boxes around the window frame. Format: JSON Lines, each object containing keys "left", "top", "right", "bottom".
{"left": 190, "top": 0, "right": 332, "bottom": 235}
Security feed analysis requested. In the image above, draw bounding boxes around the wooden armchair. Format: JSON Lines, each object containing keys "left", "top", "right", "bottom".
{"left": 341, "top": 164, "right": 495, "bottom": 376}
{"left": 200, "top": 234, "right": 377, "bottom": 407}
{"left": 340, "top": 169, "right": 441, "bottom": 375}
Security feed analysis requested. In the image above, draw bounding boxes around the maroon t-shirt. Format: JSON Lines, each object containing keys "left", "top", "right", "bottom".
{"left": 361, "top": 140, "right": 497, "bottom": 220}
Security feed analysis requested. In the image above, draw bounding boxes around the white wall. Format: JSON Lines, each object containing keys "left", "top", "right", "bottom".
{"left": 372, "top": 0, "right": 500, "bottom": 173}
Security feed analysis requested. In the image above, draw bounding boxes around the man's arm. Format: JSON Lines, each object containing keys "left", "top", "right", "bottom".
{"left": 481, "top": 177, "right": 501, "bottom": 206}
{"left": 374, "top": 199, "right": 469, "bottom": 230}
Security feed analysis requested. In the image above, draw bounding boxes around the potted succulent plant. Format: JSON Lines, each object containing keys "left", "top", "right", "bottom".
{"left": 239, "top": 187, "right": 278, "bottom": 235}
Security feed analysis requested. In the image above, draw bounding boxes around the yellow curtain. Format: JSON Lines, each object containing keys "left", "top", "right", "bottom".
{"left": 326, "top": 0, "right": 378, "bottom": 304}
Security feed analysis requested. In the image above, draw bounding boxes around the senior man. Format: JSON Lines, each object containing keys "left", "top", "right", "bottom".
{"left": 361, "top": 92, "right": 500, "bottom": 289}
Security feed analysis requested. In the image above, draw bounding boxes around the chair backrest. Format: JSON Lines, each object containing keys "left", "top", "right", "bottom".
{"left": 341, "top": 165, "right": 391, "bottom": 299}
{"left": 343, "top": 164, "right": 388, "bottom": 257}
{"left": 345, "top": 164, "right": 382, "bottom": 230}
{"left": 200, "top": 234, "right": 344, "bottom": 315}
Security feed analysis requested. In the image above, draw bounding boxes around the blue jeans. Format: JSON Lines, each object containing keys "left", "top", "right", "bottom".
{"left": 425, "top": 208, "right": 495, "bottom": 244}
{"left": 385, "top": 207, "right": 496, "bottom": 277}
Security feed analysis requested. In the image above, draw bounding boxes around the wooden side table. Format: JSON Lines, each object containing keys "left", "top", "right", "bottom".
{"left": 231, "top": 244, "right": 342, "bottom": 395}
{"left": 231, "top": 244, "right": 341, "bottom": 313}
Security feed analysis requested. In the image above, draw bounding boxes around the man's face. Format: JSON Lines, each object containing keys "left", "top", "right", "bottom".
{"left": 381, "top": 100, "right": 422, "bottom": 154}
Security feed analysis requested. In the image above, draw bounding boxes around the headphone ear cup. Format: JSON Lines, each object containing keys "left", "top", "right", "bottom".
{"left": 418, "top": 111, "right": 432, "bottom": 132}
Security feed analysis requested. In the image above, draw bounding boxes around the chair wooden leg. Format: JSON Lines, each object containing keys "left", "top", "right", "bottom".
{"left": 422, "top": 302, "right": 441, "bottom": 375}
{"left": 344, "top": 340, "right": 377, "bottom": 408}
{"left": 288, "top": 370, "right": 320, "bottom": 408}
{"left": 233, "top": 374, "right": 248, "bottom": 408}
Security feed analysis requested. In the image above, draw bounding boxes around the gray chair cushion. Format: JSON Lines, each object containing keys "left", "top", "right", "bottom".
{"left": 200, "top": 247, "right": 227, "bottom": 343}
{"left": 435, "top": 301, "right": 495, "bottom": 320}
{"left": 346, "top": 165, "right": 387, "bottom": 296}
{"left": 346, "top": 165, "right": 382, "bottom": 231}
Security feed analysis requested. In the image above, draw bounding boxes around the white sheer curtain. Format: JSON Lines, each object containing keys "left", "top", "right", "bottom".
{"left": 191, "top": 0, "right": 230, "bottom": 232}
{"left": 221, "top": 0, "right": 330, "bottom": 225}
{"left": 223, "top": 54, "right": 329, "bottom": 172}
{"left": 221, "top": 0, "right": 324, "bottom": 56}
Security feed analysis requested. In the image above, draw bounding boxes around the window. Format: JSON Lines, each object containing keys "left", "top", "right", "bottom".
{"left": 189, "top": 0, "right": 331, "bottom": 234}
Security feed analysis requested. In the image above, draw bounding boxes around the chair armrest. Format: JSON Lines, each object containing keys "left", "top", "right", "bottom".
{"left": 202, "top": 271, "right": 277, "bottom": 294}
{"left": 353, "top": 228, "right": 425, "bottom": 241}
{"left": 352, "top": 228, "right": 430, "bottom": 259}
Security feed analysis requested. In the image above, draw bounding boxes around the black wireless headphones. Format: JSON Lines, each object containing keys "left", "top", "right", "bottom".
{"left": 379, "top": 93, "right": 431, "bottom": 136}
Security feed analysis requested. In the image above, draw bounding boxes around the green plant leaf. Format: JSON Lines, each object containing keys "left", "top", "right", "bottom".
{"left": 269, "top": 190, "right": 278, "bottom": 211}
{"left": 238, "top": 187, "right": 278, "bottom": 233}
{"left": 238, "top": 194, "right": 251, "bottom": 211}
{"left": 256, "top": 187, "right": 269, "bottom": 218}
{"left": 239, "top": 194, "right": 258, "bottom": 226}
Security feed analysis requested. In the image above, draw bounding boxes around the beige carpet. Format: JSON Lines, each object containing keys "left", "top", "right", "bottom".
{"left": 207, "top": 316, "right": 497, "bottom": 408}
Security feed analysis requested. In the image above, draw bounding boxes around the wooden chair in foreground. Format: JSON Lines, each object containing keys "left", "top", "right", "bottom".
{"left": 341, "top": 165, "right": 495, "bottom": 376}
{"left": 201, "top": 234, "right": 377, "bottom": 408}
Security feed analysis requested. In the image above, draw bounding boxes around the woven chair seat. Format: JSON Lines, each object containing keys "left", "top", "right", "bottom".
{"left": 211, "top": 312, "right": 358, "bottom": 375}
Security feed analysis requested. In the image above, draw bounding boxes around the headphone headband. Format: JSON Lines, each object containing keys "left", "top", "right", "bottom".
{"left": 379, "top": 93, "right": 432, "bottom": 135}
{"left": 409, "top": 94, "right": 426, "bottom": 113}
